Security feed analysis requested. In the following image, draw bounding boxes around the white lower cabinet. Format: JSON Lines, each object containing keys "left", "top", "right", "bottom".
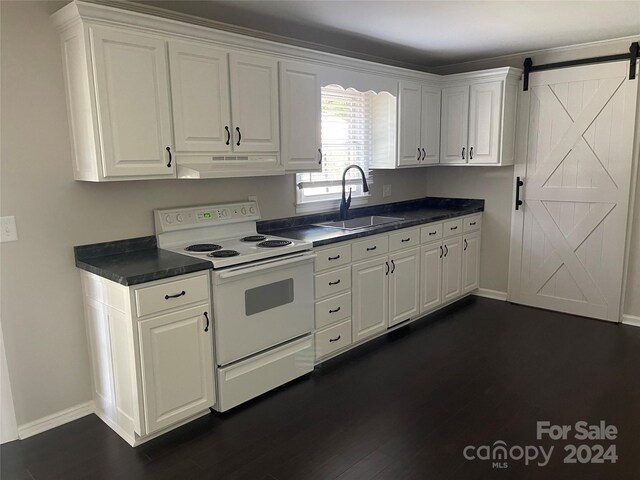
{"left": 313, "top": 214, "right": 481, "bottom": 362}
{"left": 352, "top": 256, "right": 389, "bottom": 342}
{"left": 462, "top": 230, "right": 481, "bottom": 293}
{"left": 388, "top": 247, "right": 420, "bottom": 327}
{"left": 420, "top": 241, "right": 443, "bottom": 313}
{"left": 81, "top": 270, "right": 215, "bottom": 446}
{"left": 442, "top": 236, "right": 463, "bottom": 302}
{"left": 138, "top": 305, "right": 215, "bottom": 434}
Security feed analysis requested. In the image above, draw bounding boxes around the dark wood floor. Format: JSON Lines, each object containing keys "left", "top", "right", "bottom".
{"left": 3, "top": 297, "right": 640, "bottom": 480}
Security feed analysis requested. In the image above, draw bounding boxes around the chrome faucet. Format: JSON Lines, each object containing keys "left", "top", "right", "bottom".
{"left": 339, "top": 164, "right": 369, "bottom": 220}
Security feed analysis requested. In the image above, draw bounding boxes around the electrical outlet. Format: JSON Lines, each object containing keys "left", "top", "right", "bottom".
{"left": 0, "top": 216, "right": 18, "bottom": 242}
{"left": 383, "top": 184, "right": 392, "bottom": 198}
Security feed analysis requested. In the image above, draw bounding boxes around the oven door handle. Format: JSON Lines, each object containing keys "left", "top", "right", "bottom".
{"left": 217, "top": 253, "right": 316, "bottom": 280}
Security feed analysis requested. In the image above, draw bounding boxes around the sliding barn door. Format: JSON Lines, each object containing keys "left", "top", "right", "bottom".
{"left": 508, "top": 61, "right": 638, "bottom": 322}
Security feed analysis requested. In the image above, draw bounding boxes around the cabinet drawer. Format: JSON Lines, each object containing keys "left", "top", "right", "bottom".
{"left": 315, "top": 244, "right": 351, "bottom": 272}
{"left": 463, "top": 214, "right": 482, "bottom": 232}
{"left": 315, "top": 319, "right": 352, "bottom": 360}
{"left": 134, "top": 273, "right": 209, "bottom": 318}
{"left": 420, "top": 223, "right": 443, "bottom": 243}
{"left": 351, "top": 236, "right": 389, "bottom": 261}
{"left": 315, "top": 267, "right": 351, "bottom": 299}
{"left": 315, "top": 292, "right": 351, "bottom": 329}
{"left": 443, "top": 218, "right": 463, "bottom": 238}
{"left": 389, "top": 229, "right": 420, "bottom": 252}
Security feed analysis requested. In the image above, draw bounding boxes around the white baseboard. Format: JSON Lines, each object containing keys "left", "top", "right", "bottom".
{"left": 622, "top": 314, "right": 640, "bottom": 328}
{"left": 473, "top": 288, "right": 508, "bottom": 301}
{"left": 18, "top": 401, "right": 94, "bottom": 440}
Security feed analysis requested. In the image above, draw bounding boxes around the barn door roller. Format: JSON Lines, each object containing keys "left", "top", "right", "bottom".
{"left": 522, "top": 41, "right": 639, "bottom": 91}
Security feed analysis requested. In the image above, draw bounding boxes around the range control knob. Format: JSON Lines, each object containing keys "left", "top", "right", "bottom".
{"left": 249, "top": 206, "right": 256, "bottom": 214}
{"left": 176, "top": 214, "right": 184, "bottom": 223}
{"left": 164, "top": 214, "right": 173, "bottom": 224}
{"left": 221, "top": 209, "right": 228, "bottom": 217}
{"left": 241, "top": 207, "right": 247, "bottom": 215}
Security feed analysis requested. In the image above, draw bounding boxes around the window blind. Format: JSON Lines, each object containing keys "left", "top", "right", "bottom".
{"left": 297, "top": 85, "right": 373, "bottom": 193}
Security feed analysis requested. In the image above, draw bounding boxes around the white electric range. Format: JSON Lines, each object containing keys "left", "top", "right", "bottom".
{"left": 154, "top": 201, "right": 316, "bottom": 411}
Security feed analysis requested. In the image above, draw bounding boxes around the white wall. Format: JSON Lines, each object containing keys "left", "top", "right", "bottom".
{"left": 0, "top": 1, "right": 429, "bottom": 426}
{"left": 428, "top": 38, "right": 640, "bottom": 317}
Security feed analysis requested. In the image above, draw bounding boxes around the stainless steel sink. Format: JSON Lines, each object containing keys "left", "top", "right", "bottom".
{"left": 315, "top": 215, "right": 404, "bottom": 230}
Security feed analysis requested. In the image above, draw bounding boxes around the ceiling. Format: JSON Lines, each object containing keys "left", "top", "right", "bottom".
{"left": 130, "top": 1, "right": 640, "bottom": 70}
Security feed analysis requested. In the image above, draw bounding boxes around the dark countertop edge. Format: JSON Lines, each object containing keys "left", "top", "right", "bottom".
{"left": 75, "top": 257, "right": 212, "bottom": 287}
{"left": 307, "top": 207, "right": 484, "bottom": 247}
{"left": 74, "top": 235, "right": 157, "bottom": 262}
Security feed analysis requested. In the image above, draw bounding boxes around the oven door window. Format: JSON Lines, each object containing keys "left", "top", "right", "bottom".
{"left": 245, "top": 279, "right": 294, "bottom": 316}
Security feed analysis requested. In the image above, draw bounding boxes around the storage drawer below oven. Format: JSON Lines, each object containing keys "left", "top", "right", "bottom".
{"left": 216, "top": 335, "right": 314, "bottom": 412}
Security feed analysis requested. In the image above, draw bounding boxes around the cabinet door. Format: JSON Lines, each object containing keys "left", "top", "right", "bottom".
{"left": 90, "top": 27, "right": 174, "bottom": 178}
{"left": 440, "top": 85, "right": 469, "bottom": 164}
{"left": 462, "top": 231, "right": 481, "bottom": 293}
{"left": 279, "top": 61, "right": 322, "bottom": 171}
{"left": 397, "top": 81, "right": 422, "bottom": 166}
{"left": 420, "top": 241, "right": 443, "bottom": 313}
{"left": 442, "top": 237, "right": 463, "bottom": 302}
{"left": 388, "top": 248, "right": 420, "bottom": 327}
{"left": 420, "top": 85, "right": 441, "bottom": 164}
{"left": 468, "top": 81, "right": 502, "bottom": 164}
{"left": 229, "top": 53, "right": 279, "bottom": 153}
{"left": 352, "top": 257, "right": 388, "bottom": 342}
{"left": 168, "top": 41, "right": 231, "bottom": 154}
{"left": 138, "top": 305, "right": 214, "bottom": 434}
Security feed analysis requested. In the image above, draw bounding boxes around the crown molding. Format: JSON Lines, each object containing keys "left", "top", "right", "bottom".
{"left": 430, "top": 35, "right": 640, "bottom": 74}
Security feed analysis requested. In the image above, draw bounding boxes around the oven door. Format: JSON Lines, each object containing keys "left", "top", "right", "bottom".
{"left": 213, "top": 252, "right": 315, "bottom": 366}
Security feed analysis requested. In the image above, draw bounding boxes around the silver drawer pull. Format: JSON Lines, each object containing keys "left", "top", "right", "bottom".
{"left": 329, "top": 307, "right": 341, "bottom": 314}
{"left": 366, "top": 246, "right": 377, "bottom": 251}
{"left": 329, "top": 335, "right": 341, "bottom": 343}
{"left": 401, "top": 238, "right": 410, "bottom": 242}
{"left": 165, "top": 290, "right": 186, "bottom": 300}
{"left": 328, "top": 279, "right": 341, "bottom": 286}
{"left": 328, "top": 255, "right": 341, "bottom": 260}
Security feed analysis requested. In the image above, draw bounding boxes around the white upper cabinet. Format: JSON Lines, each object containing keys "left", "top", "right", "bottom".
{"left": 229, "top": 53, "right": 280, "bottom": 153}
{"left": 397, "top": 81, "right": 422, "bottom": 166}
{"left": 440, "top": 85, "right": 470, "bottom": 164}
{"left": 439, "top": 72, "right": 518, "bottom": 166}
{"left": 279, "top": 61, "right": 322, "bottom": 171}
{"left": 420, "top": 85, "right": 441, "bottom": 164}
{"left": 168, "top": 41, "right": 231, "bottom": 154}
{"left": 90, "top": 27, "right": 174, "bottom": 179}
{"left": 387, "top": 81, "right": 441, "bottom": 168}
{"left": 468, "top": 81, "right": 502, "bottom": 164}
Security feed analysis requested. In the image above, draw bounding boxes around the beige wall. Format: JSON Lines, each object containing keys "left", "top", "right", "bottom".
{"left": 0, "top": 1, "right": 429, "bottom": 426}
{"left": 430, "top": 37, "right": 640, "bottom": 317}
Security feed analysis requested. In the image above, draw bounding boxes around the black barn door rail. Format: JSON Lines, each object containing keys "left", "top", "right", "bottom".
{"left": 523, "top": 41, "right": 639, "bottom": 91}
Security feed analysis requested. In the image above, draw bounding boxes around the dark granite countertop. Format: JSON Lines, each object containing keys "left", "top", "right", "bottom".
{"left": 258, "top": 197, "right": 484, "bottom": 247}
{"left": 74, "top": 236, "right": 211, "bottom": 286}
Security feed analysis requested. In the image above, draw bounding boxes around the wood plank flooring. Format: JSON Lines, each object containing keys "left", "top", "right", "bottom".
{"left": 2, "top": 297, "right": 640, "bottom": 479}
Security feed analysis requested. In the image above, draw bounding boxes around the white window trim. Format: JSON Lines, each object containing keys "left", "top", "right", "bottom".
{"left": 294, "top": 179, "right": 372, "bottom": 214}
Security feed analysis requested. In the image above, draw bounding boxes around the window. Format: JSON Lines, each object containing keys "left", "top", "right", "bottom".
{"left": 295, "top": 85, "right": 396, "bottom": 212}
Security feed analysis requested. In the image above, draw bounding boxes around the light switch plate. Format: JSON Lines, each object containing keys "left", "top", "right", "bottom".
{"left": 383, "top": 184, "right": 392, "bottom": 198}
{"left": 1, "top": 216, "right": 18, "bottom": 242}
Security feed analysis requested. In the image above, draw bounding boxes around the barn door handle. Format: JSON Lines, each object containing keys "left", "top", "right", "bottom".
{"left": 515, "top": 177, "right": 524, "bottom": 210}
{"left": 203, "top": 312, "right": 210, "bottom": 332}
